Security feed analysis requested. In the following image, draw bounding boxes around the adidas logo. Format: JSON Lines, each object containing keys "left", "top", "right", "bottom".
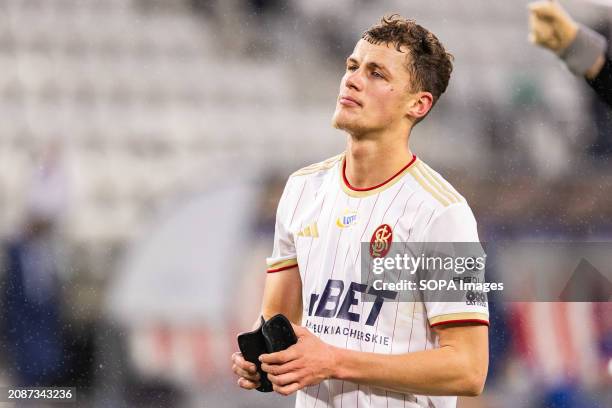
{"left": 297, "top": 223, "right": 319, "bottom": 238}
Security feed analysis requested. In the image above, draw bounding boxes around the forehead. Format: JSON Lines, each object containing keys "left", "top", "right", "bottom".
{"left": 349, "top": 39, "right": 409, "bottom": 72}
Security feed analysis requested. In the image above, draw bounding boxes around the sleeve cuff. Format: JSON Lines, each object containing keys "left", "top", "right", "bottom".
{"left": 266, "top": 258, "right": 298, "bottom": 273}
{"left": 429, "top": 312, "right": 489, "bottom": 327}
{"left": 560, "top": 24, "right": 607, "bottom": 76}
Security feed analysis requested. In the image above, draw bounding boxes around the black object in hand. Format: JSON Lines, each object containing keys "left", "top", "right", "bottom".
{"left": 261, "top": 314, "right": 298, "bottom": 352}
{"left": 237, "top": 314, "right": 298, "bottom": 393}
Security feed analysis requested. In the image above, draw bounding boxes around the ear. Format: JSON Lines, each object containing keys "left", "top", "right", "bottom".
{"left": 406, "top": 92, "right": 434, "bottom": 119}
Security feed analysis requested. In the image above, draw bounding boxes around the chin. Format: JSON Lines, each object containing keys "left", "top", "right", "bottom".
{"left": 333, "top": 117, "right": 373, "bottom": 139}
{"left": 332, "top": 111, "right": 359, "bottom": 132}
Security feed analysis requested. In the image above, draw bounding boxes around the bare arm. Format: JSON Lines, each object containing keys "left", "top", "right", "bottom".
{"left": 587, "top": 55, "right": 612, "bottom": 107}
{"left": 260, "top": 267, "right": 302, "bottom": 323}
{"left": 333, "top": 323, "right": 489, "bottom": 396}
{"left": 245, "top": 266, "right": 302, "bottom": 330}
{"left": 585, "top": 53, "right": 606, "bottom": 81}
{"left": 261, "top": 322, "right": 489, "bottom": 397}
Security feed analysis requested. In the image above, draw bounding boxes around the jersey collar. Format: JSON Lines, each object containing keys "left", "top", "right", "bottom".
{"left": 339, "top": 153, "right": 418, "bottom": 198}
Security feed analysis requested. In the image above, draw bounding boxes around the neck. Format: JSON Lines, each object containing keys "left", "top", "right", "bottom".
{"left": 344, "top": 127, "right": 413, "bottom": 189}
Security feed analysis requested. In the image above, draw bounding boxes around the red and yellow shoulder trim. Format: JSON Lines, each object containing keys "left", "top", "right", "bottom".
{"left": 266, "top": 258, "right": 298, "bottom": 273}
{"left": 429, "top": 312, "right": 489, "bottom": 327}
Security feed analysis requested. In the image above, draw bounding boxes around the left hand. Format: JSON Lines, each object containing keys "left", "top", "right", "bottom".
{"left": 259, "top": 324, "right": 338, "bottom": 396}
{"left": 528, "top": 0, "right": 578, "bottom": 53}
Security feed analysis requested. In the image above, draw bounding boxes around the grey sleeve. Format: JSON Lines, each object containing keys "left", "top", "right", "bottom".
{"left": 559, "top": 24, "right": 607, "bottom": 76}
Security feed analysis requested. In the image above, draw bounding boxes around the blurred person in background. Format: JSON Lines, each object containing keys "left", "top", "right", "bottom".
{"left": 232, "top": 15, "right": 489, "bottom": 408}
{"left": 520, "top": 5, "right": 612, "bottom": 406}
{"left": 1, "top": 144, "right": 69, "bottom": 387}
{"left": 529, "top": 0, "right": 611, "bottom": 106}
{"left": 529, "top": 0, "right": 612, "bottom": 157}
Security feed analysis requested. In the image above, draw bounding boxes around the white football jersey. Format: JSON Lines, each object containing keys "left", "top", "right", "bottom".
{"left": 266, "top": 153, "right": 489, "bottom": 408}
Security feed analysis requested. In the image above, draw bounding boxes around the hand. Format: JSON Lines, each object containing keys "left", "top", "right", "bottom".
{"left": 528, "top": 0, "right": 578, "bottom": 53}
{"left": 231, "top": 351, "right": 261, "bottom": 390}
{"left": 259, "top": 324, "right": 337, "bottom": 396}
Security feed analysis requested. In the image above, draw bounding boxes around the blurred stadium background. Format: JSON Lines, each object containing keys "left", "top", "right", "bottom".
{"left": 0, "top": 0, "right": 611, "bottom": 407}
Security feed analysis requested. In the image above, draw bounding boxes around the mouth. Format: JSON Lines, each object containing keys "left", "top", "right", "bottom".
{"left": 338, "top": 95, "right": 362, "bottom": 107}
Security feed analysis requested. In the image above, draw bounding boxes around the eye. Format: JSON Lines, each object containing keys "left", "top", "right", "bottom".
{"left": 372, "top": 71, "right": 384, "bottom": 79}
{"left": 347, "top": 65, "right": 358, "bottom": 72}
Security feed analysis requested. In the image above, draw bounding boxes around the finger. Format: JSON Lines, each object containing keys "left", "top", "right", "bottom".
{"left": 237, "top": 377, "right": 260, "bottom": 390}
{"left": 528, "top": 1, "right": 558, "bottom": 19}
{"left": 233, "top": 364, "right": 261, "bottom": 381}
{"left": 531, "top": 21, "right": 545, "bottom": 44}
{"left": 273, "top": 382, "right": 303, "bottom": 396}
{"left": 232, "top": 352, "right": 257, "bottom": 372}
{"left": 261, "top": 359, "right": 301, "bottom": 376}
{"left": 268, "top": 371, "right": 301, "bottom": 386}
{"left": 259, "top": 348, "right": 298, "bottom": 364}
{"left": 291, "top": 323, "right": 310, "bottom": 337}
{"left": 531, "top": 16, "right": 556, "bottom": 46}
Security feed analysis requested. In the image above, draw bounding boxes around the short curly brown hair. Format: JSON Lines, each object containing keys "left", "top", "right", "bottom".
{"left": 362, "top": 14, "right": 454, "bottom": 105}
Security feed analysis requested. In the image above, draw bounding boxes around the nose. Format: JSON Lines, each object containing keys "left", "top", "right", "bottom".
{"left": 345, "top": 69, "right": 363, "bottom": 92}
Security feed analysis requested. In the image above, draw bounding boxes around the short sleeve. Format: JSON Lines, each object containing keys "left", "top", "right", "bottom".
{"left": 421, "top": 203, "right": 489, "bottom": 327}
{"left": 265, "top": 177, "right": 299, "bottom": 273}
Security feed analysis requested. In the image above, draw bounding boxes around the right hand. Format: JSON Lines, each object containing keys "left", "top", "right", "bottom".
{"left": 528, "top": 0, "right": 579, "bottom": 53}
{"left": 231, "top": 351, "right": 261, "bottom": 390}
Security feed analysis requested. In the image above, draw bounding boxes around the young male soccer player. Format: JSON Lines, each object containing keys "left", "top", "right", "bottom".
{"left": 232, "top": 15, "right": 489, "bottom": 407}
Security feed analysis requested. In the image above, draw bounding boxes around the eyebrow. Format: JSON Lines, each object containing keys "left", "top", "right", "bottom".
{"left": 346, "top": 57, "right": 392, "bottom": 78}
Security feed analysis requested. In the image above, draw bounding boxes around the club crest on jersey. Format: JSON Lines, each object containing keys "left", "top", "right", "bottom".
{"left": 336, "top": 209, "right": 358, "bottom": 228}
{"left": 370, "top": 224, "right": 392, "bottom": 258}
